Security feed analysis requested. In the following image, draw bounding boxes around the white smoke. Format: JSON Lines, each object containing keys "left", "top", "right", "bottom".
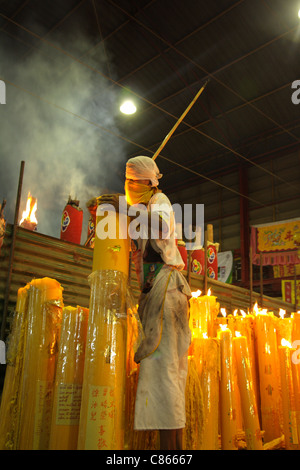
{"left": 0, "top": 27, "right": 127, "bottom": 242}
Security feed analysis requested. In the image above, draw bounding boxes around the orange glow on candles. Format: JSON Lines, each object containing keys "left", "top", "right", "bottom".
{"left": 233, "top": 332, "right": 262, "bottom": 449}
{"left": 218, "top": 324, "right": 238, "bottom": 450}
{"left": 279, "top": 338, "right": 300, "bottom": 449}
{"left": 254, "top": 309, "right": 282, "bottom": 442}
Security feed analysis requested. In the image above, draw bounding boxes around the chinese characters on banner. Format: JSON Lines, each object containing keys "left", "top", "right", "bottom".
{"left": 251, "top": 219, "right": 300, "bottom": 266}
{"left": 85, "top": 385, "right": 116, "bottom": 450}
{"left": 257, "top": 220, "right": 300, "bottom": 252}
{"left": 282, "top": 280, "right": 300, "bottom": 306}
{"left": 273, "top": 264, "right": 300, "bottom": 279}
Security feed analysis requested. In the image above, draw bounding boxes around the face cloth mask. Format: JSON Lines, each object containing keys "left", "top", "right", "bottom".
{"left": 125, "top": 180, "right": 157, "bottom": 206}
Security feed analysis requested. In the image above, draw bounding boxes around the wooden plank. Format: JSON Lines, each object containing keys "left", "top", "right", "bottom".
{"left": 0, "top": 224, "right": 296, "bottom": 340}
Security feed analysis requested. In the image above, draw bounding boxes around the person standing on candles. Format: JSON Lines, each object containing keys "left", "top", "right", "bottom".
{"left": 100, "top": 156, "right": 191, "bottom": 450}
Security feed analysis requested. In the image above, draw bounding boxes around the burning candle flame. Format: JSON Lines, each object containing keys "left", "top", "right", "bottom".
{"left": 235, "top": 331, "right": 242, "bottom": 337}
{"left": 220, "top": 308, "right": 227, "bottom": 318}
{"left": 240, "top": 310, "right": 247, "bottom": 317}
{"left": 281, "top": 338, "right": 292, "bottom": 348}
{"left": 220, "top": 323, "right": 228, "bottom": 331}
{"left": 233, "top": 309, "right": 238, "bottom": 317}
{"left": 207, "top": 288, "right": 212, "bottom": 296}
{"left": 20, "top": 193, "right": 38, "bottom": 225}
{"left": 279, "top": 309, "right": 286, "bottom": 319}
{"left": 203, "top": 333, "right": 208, "bottom": 339}
{"left": 191, "top": 289, "right": 201, "bottom": 298}
{"left": 253, "top": 303, "right": 259, "bottom": 315}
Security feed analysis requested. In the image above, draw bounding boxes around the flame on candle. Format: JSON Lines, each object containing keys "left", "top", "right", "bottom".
{"left": 281, "top": 338, "right": 292, "bottom": 348}
{"left": 220, "top": 308, "right": 227, "bottom": 318}
{"left": 279, "top": 309, "right": 286, "bottom": 319}
{"left": 191, "top": 289, "right": 201, "bottom": 298}
{"left": 233, "top": 309, "right": 238, "bottom": 317}
{"left": 253, "top": 303, "right": 259, "bottom": 315}
{"left": 240, "top": 310, "right": 247, "bottom": 318}
{"left": 203, "top": 332, "right": 208, "bottom": 339}
{"left": 235, "top": 331, "right": 242, "bottom": 337}
{"left": 220, "top": 324, "right": 228, "bottom": 331}
{"left": 20, "top": 192, "right": 38, "bottom": 225}
{"left": 207, "top": 288, "right": 211, "bottom": 296}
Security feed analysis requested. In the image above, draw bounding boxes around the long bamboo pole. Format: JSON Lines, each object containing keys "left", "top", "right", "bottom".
{"left": 260, "top": 253, "right": 263, "bottom": 307}
{"left": 152, "top": 80, "right": 209, "bottom": 161}
{"left": 1, "top": 161, "right": 25, "bottom": 340}
{"left": 294, "top": 268, "right": 297, "bottom": 312}
{"left": 204, "top": 234, "right": 208, "bottom": 295}
{"left": 249, "top": 245, "right": 253, "bottom": 311}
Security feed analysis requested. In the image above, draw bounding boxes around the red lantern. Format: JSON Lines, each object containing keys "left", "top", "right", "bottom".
{"left": 191, "top": 245, "right": 218, "bottom": 280}
{"left": 177, "top": 240, "right": 188, "bottom": 270}
{"left": 60, "top": 198, "right": 83, "bottom": 244}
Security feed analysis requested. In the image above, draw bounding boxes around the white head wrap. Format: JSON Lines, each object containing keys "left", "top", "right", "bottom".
{"left": 125, "top": 156, "right": 163, "bottom": 187}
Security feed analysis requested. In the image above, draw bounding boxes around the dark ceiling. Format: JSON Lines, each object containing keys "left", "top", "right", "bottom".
{"left": 1, "top": 0, "right": 300, "bottom": 199}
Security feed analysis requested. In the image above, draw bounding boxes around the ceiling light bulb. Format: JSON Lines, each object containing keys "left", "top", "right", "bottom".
{"left": 120, "top": 100, "right": 136, "bottom": 115}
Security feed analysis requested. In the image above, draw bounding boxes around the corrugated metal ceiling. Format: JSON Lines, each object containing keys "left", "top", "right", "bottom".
{"left": 0, "top": 0, "right": 299, "bottom": 203}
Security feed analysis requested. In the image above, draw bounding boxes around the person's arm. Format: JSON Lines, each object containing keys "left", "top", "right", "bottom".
{"left": 98, "top": 194, "right": 167, "bottom": 238}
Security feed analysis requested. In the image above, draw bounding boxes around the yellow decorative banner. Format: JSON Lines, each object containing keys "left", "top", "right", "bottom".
{"left": 257, "top": 220, "right": 300, "bottom": 253}
{"left": 281, "top": 280, "right": 300, "bottom": 305}
{"left": 273, "top": 264, "right": 300, "bottom": 278}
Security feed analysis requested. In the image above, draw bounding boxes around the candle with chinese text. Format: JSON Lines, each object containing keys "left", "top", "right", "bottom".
{"left": 49, "top": 306, "right": 89, "bottom": 450}
{"left": 254, "top": 311, "right": 282, "bottom": 442}
{"left": 77, "top": 270, "right": 127, "bottom": 450}
{"left": 78, "top": 208, "right": 129, "bottom": 450}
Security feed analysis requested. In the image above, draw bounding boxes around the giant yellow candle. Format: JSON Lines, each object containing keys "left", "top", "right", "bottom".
{"left": 233, "top": 332, "right": 262, "bottom": 450}
{"left": 0, "top": 285, "right": 29, "bottom": 450}
{"left": 92, "top": 203, "right": 129, "bottom": 276}
{"left": 214, "top": 308, "right": 227, "bottom": 337}
{"left": 183, "top": 355, "right": 204, "bottom": 450}
{"left": 218, "top": 324, "right": 238, "bottom": 450}
{"left": 254, "top": 311, "right": 282, "bottom": 442}
{"left": 77, "top": 270, "right": 127, "bottom": 450}
{"left": 291, "top": 347, "right": 300, "bottom": 443}
{"left": 198, "top": 334, "right": 220, "bottom": 450}
{"left": 78, "top": 208, "right": 129, "bottom": 450}
{"left": 279, "top": 340, "right": 300, "bottom": 450}
{"left": 292, "top": 311, "right": 300, "bottom": 344}
{"left": 276, "top": 309, "right": 293, "bottom": 347}
{"left": 233, "top": 311, "right": 259, "bottom": 415}
{"left": 189, "top": 290, "right": 203, "bottom": 341}
{"left": 124, "top": 304, "right": 144, "bottom": 450}
{"left": 205, "top": 289, "right": 219, "bottom": 338}
{"left": 189, "top": 289, "right": 219, "bottom": 340}
{"left": 18, "top": 277, "right": 63, "bottom": 450}
{"left": 49, "top": 306, "right": 89, "bottom": 450}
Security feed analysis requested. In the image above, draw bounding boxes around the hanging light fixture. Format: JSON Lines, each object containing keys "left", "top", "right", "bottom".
{"left": 120, "top": 100, "right": 136, "bottom": 115}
